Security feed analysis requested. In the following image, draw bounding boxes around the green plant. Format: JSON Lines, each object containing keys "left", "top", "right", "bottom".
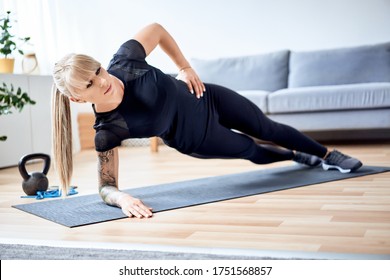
{"left": 0, "top": 82, "right": 35, "bottom": 141}
{"left": 0, "top": 11, "right": 30, "bottom": 58}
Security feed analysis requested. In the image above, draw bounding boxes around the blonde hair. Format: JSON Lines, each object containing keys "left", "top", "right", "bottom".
{"left": 52, "top": 54, "right": 101, "bottom": 195}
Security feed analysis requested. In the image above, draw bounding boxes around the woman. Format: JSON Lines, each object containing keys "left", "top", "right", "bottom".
{"left": 52, "top": 23, "right": 362, "bottom": 219}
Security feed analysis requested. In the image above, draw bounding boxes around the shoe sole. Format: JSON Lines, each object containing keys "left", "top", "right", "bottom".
{"left": 322, "top": 162, "right": 362, "bottom": 173}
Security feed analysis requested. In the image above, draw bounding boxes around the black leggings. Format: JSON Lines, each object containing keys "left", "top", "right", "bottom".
{"left": 191, "top": 84, "right": 328, "bottom": 164}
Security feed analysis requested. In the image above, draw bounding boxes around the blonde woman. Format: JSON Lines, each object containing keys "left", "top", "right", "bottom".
{"left": 52, "top": 23, "right": 362, "bottom": 219}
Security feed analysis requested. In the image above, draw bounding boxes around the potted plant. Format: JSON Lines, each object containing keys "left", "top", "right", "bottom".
{"left": 0, "top": 11, "right": 30, "bottom": 73}
{"left": 0, "top": 82, "right": 35, "bottom": 141}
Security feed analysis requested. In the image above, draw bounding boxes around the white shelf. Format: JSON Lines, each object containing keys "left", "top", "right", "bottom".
{"left": 0, "top": 74, "right": 53, "bottom": 168}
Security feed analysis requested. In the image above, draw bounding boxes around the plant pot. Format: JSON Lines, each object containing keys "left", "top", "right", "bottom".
{"left": 0, "top": 58, "right": 15, "bottom": 73}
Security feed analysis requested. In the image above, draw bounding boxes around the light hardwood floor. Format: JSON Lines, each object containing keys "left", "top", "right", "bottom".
{"left": 1, "top": 141, "right": 390, "bottom": 256}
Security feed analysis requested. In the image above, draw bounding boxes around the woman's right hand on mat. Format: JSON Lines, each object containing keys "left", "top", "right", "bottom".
{"left": 118, "top": 195, "right": 153, "bottom": 218}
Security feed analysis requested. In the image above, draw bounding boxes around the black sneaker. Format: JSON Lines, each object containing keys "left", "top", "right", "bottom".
{"left": 293, "top": 152, "right": 322, "bottom": 167}
{"left": 322, "top": 150, "right": 362, "bottom": 173}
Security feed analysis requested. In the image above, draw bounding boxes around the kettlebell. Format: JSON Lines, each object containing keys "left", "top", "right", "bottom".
{"left": 18, "top": 153, "right": 51, "bottom": 195}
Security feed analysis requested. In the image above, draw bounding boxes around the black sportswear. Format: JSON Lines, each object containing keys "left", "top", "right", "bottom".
{"left": 93, "top": 39, "right": 328, "bottom": 164}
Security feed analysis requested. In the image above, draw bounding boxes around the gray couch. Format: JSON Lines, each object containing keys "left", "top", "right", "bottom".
{"left": 192, "top": 42, "right": 390, "bottom": 140}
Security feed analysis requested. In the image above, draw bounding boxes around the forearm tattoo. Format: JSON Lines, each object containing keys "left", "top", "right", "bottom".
{"left": 98, "top": 150, "right": 122, "bottom": 206}
{"left": 98, "top": 150, "right": 116, "bottom": 186}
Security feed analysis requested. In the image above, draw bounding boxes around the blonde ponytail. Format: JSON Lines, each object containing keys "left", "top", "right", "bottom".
{"left": 51, "top": 84, "right": 73, "bottom": 196}
{"left": 52, "top": 53, "right": 101, "bottom": 195}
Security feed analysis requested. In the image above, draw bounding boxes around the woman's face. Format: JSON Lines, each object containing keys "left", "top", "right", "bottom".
{"left": 70, "top": 66, "right": 123, "bottom": 107}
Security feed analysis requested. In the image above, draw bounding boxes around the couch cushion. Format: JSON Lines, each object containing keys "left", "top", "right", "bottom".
{"left": 268, "top": 109, "right": 390, "bottom": 131}
{"left": 268, "top": 83, "right": 390, "bottom": 114}
{"left": 191, "top": 50, "right": 290, "bottom": 91}
{"left": 236, "top": 90, "right": 269, "bottom": 113}
{"left": 289, "top": 42, "right": 390, "bottom": 88}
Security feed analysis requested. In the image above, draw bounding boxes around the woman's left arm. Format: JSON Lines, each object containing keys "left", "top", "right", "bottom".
{"left": 133, "top": 23, "right": 205, "bottom": 98}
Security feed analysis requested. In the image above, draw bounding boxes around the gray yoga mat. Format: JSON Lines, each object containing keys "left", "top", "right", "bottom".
{"left": 13, "top": 165, "right": 390, "bottom": 227}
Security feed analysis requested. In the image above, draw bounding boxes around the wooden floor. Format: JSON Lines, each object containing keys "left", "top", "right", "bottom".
{"left": 1, "top": 141, "right": 390, "bottom": 257}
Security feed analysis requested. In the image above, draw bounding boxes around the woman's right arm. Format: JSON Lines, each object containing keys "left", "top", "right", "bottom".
{"left": 97, "top": 148, "right": 153, "bottom": 218}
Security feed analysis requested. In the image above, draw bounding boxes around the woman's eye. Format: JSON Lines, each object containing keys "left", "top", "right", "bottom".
{"left": 86, "top": 81, "right": 93, "bottom": 88}
{"left": 96, "top": 67, "right": 101, "bottom": 76}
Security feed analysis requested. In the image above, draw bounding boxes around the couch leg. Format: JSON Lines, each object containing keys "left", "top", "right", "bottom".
{"left": 150, "top": 137, "right": 159, "bottom": 153}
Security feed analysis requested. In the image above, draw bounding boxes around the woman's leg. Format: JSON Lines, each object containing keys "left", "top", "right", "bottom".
{"left": 205, "top": 84, "right": 328, "bottom": 158}
{"left": 193, "top": 84, "right": 362, "bottom": 171}
{"left": 191, "top": 121, "right": 295, "bottom": 164}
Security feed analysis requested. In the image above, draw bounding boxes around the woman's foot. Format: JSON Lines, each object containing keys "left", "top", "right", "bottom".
{"left": 293, "top": 152, "right": 322, "bottom": 167}
{"left": 322, "top": 149, "right": 362, "bottom": 173}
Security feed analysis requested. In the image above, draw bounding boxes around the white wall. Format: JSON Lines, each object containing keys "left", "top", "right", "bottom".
{"left": 1, "top": 0, "right": 390, "bottom": 120}
{"left": 2, "top": 0, "right": 390, "bottom": 74}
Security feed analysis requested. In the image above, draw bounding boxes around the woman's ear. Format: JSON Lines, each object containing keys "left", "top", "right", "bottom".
{"left": 69, "top": 96, "right": 86, "bottom": 103}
